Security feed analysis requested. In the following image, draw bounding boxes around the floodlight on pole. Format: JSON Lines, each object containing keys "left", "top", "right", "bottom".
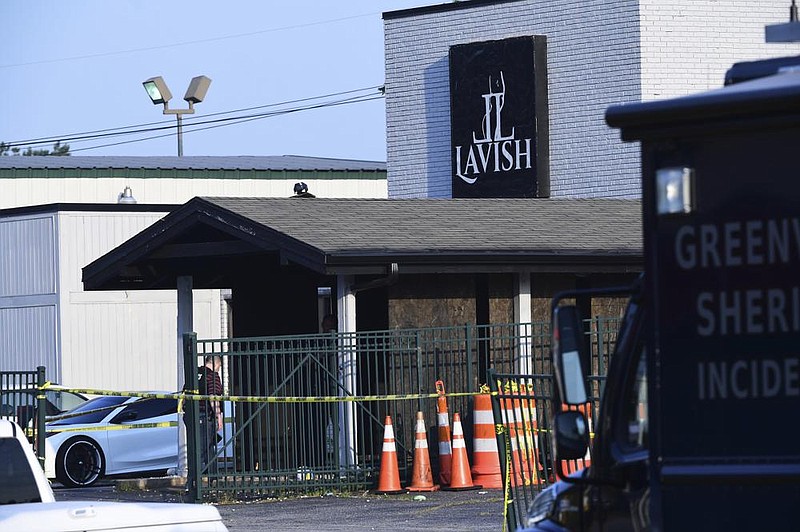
{"left": 143, "top": 75, "right": 212, "bottom": 156}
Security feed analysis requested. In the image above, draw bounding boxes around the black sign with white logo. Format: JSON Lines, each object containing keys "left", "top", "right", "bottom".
{"left": 449, "top": 36, "right": 549, "bottom": 198}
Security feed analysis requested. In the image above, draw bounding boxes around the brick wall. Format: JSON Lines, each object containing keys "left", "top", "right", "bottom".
{"left": 639, "top": 1, "right": 796, "bottom": 101}
{"left": 384, "top": 0, "right": 795, "bottom": 199}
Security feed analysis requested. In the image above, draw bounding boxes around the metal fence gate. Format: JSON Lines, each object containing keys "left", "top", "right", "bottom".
{"left": 0, "top": 367, "right": 47, "bottom": 466}
{"left": 488, "top": 317, "right": 616, "bottom": 531}
{"left": 185, "top": 318, "right": 619, "bottom": 501}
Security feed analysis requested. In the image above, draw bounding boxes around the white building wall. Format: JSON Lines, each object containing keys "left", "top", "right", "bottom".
{"left": 0, "top": 210, "right": 222, "bottom": 391}
{"left": 62, "top": 291, "right": 220, "bottom": 392}
{"left": 639, "top": 1, "right": 797, "bottom": 102}
{"left": 0, "top": 214, "right": 60, "bottom": 375}
{"left": 384, "top": 0, "right": 796, "bottom": 199}
{"left": 0, "top": 215, "right": 56, "bottom": 296}
{"left": 0, "top": 177, "right": 387, "bottom": 209}
{"left": 0, "top": 306, "right": 58, "bottom": 375}
{"left": 56, "top": 211, "right": 221, "bottom": 392}
{"left": 385, "top": 0, "right": 642, "bottom": 199}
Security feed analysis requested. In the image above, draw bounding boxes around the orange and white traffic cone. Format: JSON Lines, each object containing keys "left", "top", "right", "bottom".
{"left": 443, "top": 413, "right": 481, "bottom": 491}
{"left": 471, "top": 392, "right": 502, "bottom": 488}
{"left": 435, "top": 380, "right": 452, "bottom": 486}
{"left": 501, "top": 392, "right": 525, "bottom": 486}
{"left": 521, "top": 384, "right": 544, "bottom": 484}
{"left": 375, "top": 415, "right": 404, "bottom": 494}
{"left": 407, "top": 411, "right": 439, "bottom": 492}
{"left": 560, "top": 403, "right": 593, "bottom": 478}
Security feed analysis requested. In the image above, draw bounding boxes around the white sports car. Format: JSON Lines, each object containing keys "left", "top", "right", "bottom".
{"left": 44, "top": 395, "right": 180, "bottom": 487}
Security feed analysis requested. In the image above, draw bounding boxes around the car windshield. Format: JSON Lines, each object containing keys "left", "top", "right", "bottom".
{"left": 47, "top": 390, "right": 87, "bottom": 412}
{"left": 48, "top": 396, "right": 128, "bottom": 425}
{"left": 0, "top": 389, "right": 87, "bottom": 416}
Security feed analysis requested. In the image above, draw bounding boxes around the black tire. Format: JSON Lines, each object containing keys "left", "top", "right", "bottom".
{"left": 55, "top": 436, "right": 105, "bottom": 488}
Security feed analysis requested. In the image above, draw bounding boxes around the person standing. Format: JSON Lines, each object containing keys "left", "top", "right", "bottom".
{"left": 198, "top": 355, "right": 223, "bottom": 474}
{"left": 321, "top": 314, "right": 337, "bottom": 333}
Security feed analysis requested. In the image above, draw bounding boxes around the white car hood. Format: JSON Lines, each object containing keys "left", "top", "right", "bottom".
{"left": 0, "top": 500, "right": 228, "bottom": 531}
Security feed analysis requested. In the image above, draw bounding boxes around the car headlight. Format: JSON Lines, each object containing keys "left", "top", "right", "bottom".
{"left": 526, "top": 482, "right": 584, "bottom": 529}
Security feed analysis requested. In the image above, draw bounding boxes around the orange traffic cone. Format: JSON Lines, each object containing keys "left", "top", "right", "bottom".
{"left": 559, "top": 402, "right": 593, "bottom": 479}
{"left": 499, "top": 382, "right": 545, "bottom": 486}
{"left": 407, "top": 411, "right": 439, "bottom": 492}
{"left": 443, "top": 413, "right": 481, "bottom": 491}
{"left": 471, "top": 392, "right": 502, "bottom": 488}
{"left": 435, "top": 380, "right": 452, "bottom": 486}
{"left": 521, "top": 385, "right": 544, "bottom": 484}
{"left": 502, "top": 387, "right": 533, "bottom": 486}
{"left": 375, "top": 415, "right": 404, "bottom": 494}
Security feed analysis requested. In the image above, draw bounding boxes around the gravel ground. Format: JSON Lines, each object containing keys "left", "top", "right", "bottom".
{"left": 54, "top": 483, "right": 509, "bottom": 532}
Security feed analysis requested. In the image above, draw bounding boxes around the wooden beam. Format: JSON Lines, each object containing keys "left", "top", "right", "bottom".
{"left": 150, "top": 240, "right": 265, "bottom": 259}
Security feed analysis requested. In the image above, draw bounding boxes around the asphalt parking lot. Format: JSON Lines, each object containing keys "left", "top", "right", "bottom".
{"left": 54, "top": 483, "right": 508, "bottom": 531}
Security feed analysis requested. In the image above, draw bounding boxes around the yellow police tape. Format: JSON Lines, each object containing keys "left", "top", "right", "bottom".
{"left": 35, "top": 383, "right": 599, "bottom": 439}
{"left": 36, "top": 382, "right": 496, "bottom": 433}
{"left": 39, "top": 382, "right": 494, "bottom": 404}
{"left": 46, "top": 421, "right": 179, "bottom": 434}
{"left": 497, "top": 423, "right": 512, "bottom": 532}
{"left": 38, "top": 383, "right": 598, "bottom": 435}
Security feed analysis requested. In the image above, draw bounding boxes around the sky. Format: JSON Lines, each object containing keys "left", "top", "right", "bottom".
{"left": 0, "top": 0, "right": 437, "bottom": 161}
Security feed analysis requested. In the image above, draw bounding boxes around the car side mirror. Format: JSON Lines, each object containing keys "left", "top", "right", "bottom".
{"left": 552, "top": 305, "right": 589, "bottom": 405}
{"left": 554, "top": 411, "right": 589, "bottom": 461}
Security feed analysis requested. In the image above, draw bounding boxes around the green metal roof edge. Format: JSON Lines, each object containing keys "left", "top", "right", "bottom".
{"left": 0, "top": 168, "right": 386, "bottom": 180}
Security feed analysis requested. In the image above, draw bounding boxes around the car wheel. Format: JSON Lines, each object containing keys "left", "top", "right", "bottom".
{"left": 55, "top": 436, "right": 105, "bottom": 488}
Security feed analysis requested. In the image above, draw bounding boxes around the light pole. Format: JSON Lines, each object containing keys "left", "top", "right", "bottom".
{"left": 143, "top": 75, "right": 211, "bottom": 156}
{"left": 142, "top": 75, "right": 210, "bottom": 481}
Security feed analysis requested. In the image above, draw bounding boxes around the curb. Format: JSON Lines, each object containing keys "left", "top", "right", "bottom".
{"left": 115, "top": 476, "right": 187, "bottom": 491}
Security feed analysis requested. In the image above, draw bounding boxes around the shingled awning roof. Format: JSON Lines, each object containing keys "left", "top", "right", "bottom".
{"left": 83, "top": 196, "right": 642, "bottom": 290}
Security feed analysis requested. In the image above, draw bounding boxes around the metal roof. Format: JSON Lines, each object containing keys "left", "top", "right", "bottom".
{"left": 83, "top": 196, "right": 642, "bottom": 290}
{"left": 0, "top": 155, "right": 386, "bottom": 172}
{"left": 0, "top": 203, "right": 178, "bottom": 217}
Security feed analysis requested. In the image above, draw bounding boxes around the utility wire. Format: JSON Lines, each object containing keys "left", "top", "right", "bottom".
{"left": 73, "top": 91, "right": 381, "bottom": 145}
{"left": 190, "top": 86, "right": 383, "bottom": 121}
{"left": 0, "top": 12, "right": 380, "bottom": 69}
{"left": 25, "top": 92, "right": 382, "bottom": 148}
{"left": 5, "top": 86, "right": 384, "bottom": 148}
{"left": 68, "top": 94, "right": 385, "bottom": 153}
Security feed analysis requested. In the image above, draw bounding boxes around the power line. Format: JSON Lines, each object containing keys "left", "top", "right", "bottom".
{"left": 6, "top": 86, "right": 385, "bottom": 148}
{"left": 69, "top": 94, "right": 384, "bottom": 153}
{"left": 7, "top": 118, "right": 175, "bottom": 146}
{"left": 16, "top": 91, "right": 383, "bottom": 149}
{"left": 68, "top": 93, "right": 385, "bottom": 153}
{"left": 195, "top": 86, "right": 383, "bottom": 121}
{"left": 1, "top": 12, "right": 380, "bottom": 69}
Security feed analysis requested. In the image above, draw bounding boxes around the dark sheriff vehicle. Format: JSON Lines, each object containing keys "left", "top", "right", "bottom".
{"left": 525, "top": 42, "right": 800, "bottom": 532}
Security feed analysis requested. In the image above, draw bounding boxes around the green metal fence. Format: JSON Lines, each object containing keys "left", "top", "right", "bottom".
{"left": 0, "top": 367, "right": 47, "bottom": 467}
{"left": 184, "top": 318, "right": 619, "bottom": 501}
{"left": 488, "top": 316, "right": 618, "bottom": 531}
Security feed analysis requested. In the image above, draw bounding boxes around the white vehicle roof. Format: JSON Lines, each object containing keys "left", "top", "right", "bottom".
{"left": 0, "top": 501, "right": 228, "bottom": 532}
{"left": 0, "top": 419, "right": 228, "bottom": 531}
